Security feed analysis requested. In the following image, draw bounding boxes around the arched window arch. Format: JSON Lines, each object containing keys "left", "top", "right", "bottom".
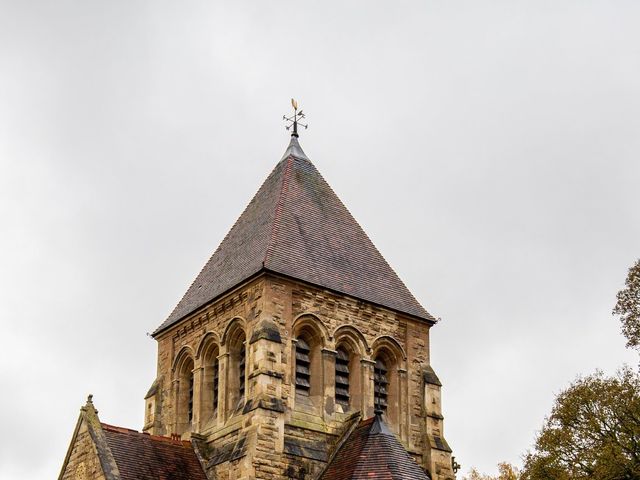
{"left": 333, "top": 326, "right": 367, "bottom": 413}
{"left": 334, "top": 341, "right": 363, "bottom": 413}
{"left": 295, "top": 336, "right": 312, "bottom": 395}
{"left": 372, "top": 347, "right": 400, "bottom": 428}
{"left": 293, "top": 323, "right": 325, "bottom": 410}
{"left": 198, "top": 336, "right": 220, "bottom": 425}
{"left": 295, "top": 331, "right": 323, "bottom": 398}
{"left": 373, "top": 356, "right": 389, "bottom": 412}
{"left": 226, "top": 325, "right": 246, "bottom": 413}
{"left": 174, "top": 351, "right": 195, "bottom": 435}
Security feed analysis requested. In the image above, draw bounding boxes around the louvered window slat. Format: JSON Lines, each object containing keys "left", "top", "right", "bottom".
{"left": 295, "top": 338, "right": 311, "bottom": 395}
{"left": 239, "top": 344, "right": 246, "bottom": 399}
{"left": 295, "top": 351, "right": 310, "bottom": 362}
{"left": 336, "top": 349, "right": 349, "bottom": 361}
{"left": 295, "top": 377, "right": 310, "bottom": 388}
{"left": 335, "top": 363, "right": 349, "bottom": 373}
{"left": 374, "top": 385, "right": 388, "bottom": 395}
{"left": 374, "top": 358, "right": 389, "bottom": 413}
{"left": 335, "top": 348, "right": 350, "bottom": 408}
{"left": 213, "top": 358, "right": 219, "bottom": 413}
{"left": 335, "top": 387, "right": 350, "bottom": 397}
{"left": 188, "top": 374, "right": 194, "bottom": 422}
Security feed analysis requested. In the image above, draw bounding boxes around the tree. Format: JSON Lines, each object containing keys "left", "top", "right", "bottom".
{"left": 521, "top": 368, "right": 640, "bottom": 480}
{"left": 463, "top": 463, "right": 520, "bottom": 480}
{"left": 614, "top": 259, "right": 640, "bottom": 351}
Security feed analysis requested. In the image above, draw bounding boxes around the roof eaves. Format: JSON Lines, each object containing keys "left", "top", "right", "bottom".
{"left": 264, "top": 269, "right": 437, "bottom": 325}
{"left": 151, "top": 269, "right": 267, "bottom": 338}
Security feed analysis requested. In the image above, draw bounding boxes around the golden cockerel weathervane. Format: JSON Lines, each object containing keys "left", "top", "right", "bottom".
{"left": 283, "top": 98, "right": 308, "bottom": 137}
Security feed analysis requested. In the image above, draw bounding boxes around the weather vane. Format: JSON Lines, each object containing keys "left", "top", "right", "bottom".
{"left": 283, "top": 98, "right": 308, "bottom": 137}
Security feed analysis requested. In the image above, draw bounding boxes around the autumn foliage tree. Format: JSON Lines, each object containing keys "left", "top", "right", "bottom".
{"left": 521, "top": 368, "right": 640, "bottom": 480}
{"left": 464, "top": 261, "right": 640, "bottom": 480}
{"left": 614, "top": 259, "right": 640, "bottom": 352}
{"left": 517, "top": 261, "right": 640, "bottom": 480}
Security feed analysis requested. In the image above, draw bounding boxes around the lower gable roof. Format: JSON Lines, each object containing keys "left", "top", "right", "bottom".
{"left": 101, "top": 424, "right": 208, "bottom": 480}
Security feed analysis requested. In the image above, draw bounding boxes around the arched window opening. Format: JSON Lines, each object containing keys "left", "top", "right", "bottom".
{"left": 188, "top": 374, "right": 194, "bottom": 422}
{"left": 226, "top": 325, "right": 247, "bottom": 414}
{"left": 334, "top": 330, "right": 365, "bottom": 413}
{"left": 335, "top": 348, "right": 350, "bottom": 408}
{"left": 175, "top": 354, "right": 195, "bottom": 434}
{"left": 292, "top": 319, "right": 325, "bottom": 413}
{"left": 212, "top": 357, "right": 219, "bottom": 413}
{"left": 199, "top": 339, "right": 220, "bottom": 424}
{"left": 374, "top": 357, "right": 389, "bottom": 413}
{"left": 295, "top": 338, "right": 311, "bottom": 395}
{"left": 371, "top": 344, "right": 401, "bottom": 429}
{"left": 239, "top": 342, "right": 246, "bottom": 399}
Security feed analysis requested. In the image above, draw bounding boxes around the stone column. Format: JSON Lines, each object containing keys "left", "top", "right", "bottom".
{"left": 171, "top": 378, "right": 179, "bottom": 435}
{"left": 361, "top": 358, "right": 376, "bottom": 418}
{"left": 217, "top": 349, "right": 230, "bottom": 423}
{"left": 398, "top": 367, "right": 409, "bottom": 443}
{"left": 192, "top": 365, "right": 204, "bottom": 432}
{"left": 290, "top": 338, "right": 298, "bottom": 411}
{"left": 321, "top": 348, "right": 337, "bottom": 420}
{"left": 199, "top": 363, "right": 215, "bottom": 428}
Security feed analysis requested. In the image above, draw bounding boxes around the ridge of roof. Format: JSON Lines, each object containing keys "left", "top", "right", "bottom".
{"left": 153, "top": 138, "right": 434, "bottom": 336}
{"left": 100, "top": 423, "right": 192, "bottom": 447}
{"left": 263, "top": 152, "right": 293, "bottom": 268}
{"left": 369, "top": 413, "right": 394, "bottom": 435}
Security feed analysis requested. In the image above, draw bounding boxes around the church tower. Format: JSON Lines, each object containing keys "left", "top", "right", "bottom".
{"left": 141, "top": 115, "right": 456, "bottom": 479}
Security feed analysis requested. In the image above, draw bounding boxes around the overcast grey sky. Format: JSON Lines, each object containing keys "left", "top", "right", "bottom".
{"left": 1, "top": 1, "right": 639, "bottom": 478}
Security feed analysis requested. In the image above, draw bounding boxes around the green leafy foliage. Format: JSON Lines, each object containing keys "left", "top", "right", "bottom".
{"left": 614, "top": 260, "right": 640, "bottom": 351}
{"left": 521, "top": 368, "right": 640, "bottom": 480}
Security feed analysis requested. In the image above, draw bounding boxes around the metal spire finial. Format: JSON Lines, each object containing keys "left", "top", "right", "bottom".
{"left": 283, "top": 98, "right": 308, "bottom": 137}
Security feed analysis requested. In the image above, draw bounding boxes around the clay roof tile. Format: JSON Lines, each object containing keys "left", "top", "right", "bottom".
{"left": 154, "top": 137, "right": 434, "bottom": 336}
{"left": 319, "top": 415, "right": 432, "bottom": 480}
{"left": 100, "top": 424, "right": 207, "bottom": 480}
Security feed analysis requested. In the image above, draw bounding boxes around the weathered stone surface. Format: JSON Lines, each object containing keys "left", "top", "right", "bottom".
{"left": 250, "top": 319, "right": 282, "bottom": 344}
{"left": 59, "top": 423, "right": 108, "bottom": 480}
{"left": 142, "top": 272, "right": 455, "bottom": 479}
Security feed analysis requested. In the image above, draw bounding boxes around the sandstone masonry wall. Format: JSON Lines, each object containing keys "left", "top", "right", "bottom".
{"left": 60, "top": 422, "right": 107, "bottom": 480}
{"left": 147, "top": 273, "right": 454, "bottom": 480}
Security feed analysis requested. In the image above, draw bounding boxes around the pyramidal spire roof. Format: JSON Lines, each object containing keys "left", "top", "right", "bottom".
{"left": 319, "top": 415, "right": 432, "bottom": 480}
{"left": 154, "top": 137, "right": 434, "bottom": 335}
